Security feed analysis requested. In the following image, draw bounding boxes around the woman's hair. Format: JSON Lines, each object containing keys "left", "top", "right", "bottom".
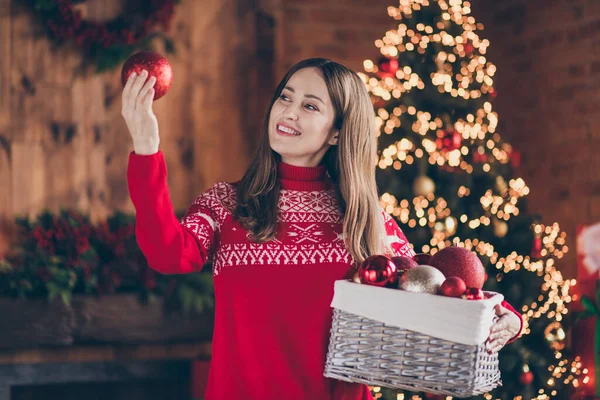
{"left": 234, "top": 57, "right": 390, "bottom": 264}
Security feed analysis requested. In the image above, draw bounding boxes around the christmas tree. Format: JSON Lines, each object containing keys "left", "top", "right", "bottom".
{"left": 359, "top": 1, "right": 589, "bottom": 399}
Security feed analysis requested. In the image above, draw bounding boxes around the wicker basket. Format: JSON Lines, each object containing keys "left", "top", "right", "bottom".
{"left": 324, "top": 280, "right": 503, "bottom": 397}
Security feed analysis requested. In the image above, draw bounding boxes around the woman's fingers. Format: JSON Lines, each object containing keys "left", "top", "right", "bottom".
{"left": 122, "top": 72, "right": 137, "bottom": 113}
{"left": 137, "top": 76, "right": 156, "bottom": 108}
{"left": 142, "top": 87, "right": 155, "bottom": 111}
{"left": 487, "top": 342, "right": 500, "bottom": 354}
{"left": 130, "top": 70, "right": 149, "bottom": 107}
{"left": 488, "top": 331, "right": 507, "bottom": 341}
{"left": 494, "top": 304, "right": 510, "bottom": 316}
{"left": 490, "top": 321, "right": 507, "bottom": 333}
{"left": 486, "top": 331, "right": 510, "bottom": 353}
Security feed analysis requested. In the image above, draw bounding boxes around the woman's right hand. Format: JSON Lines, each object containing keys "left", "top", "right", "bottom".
{"left": 121, "top": 70, "right": 159, "bottom": 155}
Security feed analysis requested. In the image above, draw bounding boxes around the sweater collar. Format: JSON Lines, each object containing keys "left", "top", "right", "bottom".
{"left": 278, "top": 161, "right": 330, "bottom": 191}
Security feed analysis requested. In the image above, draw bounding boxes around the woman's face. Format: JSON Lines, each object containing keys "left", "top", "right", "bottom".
{"left": 268, "top": 67, "right": 339, "bottom": 167}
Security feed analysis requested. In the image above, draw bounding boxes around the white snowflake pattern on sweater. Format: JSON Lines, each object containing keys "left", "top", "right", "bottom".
{"left": 182, "top": 182, "right": 414, "bottom": 275}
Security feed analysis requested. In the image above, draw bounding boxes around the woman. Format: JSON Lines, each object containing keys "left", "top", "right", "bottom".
{"left": 122, "top": 58, "right": 522, "bottom": 400}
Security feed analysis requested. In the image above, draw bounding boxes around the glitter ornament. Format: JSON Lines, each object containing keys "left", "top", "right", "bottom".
{"left": 121, "top": 51, "right": 173, "bottom": 100}
{"left": 398, "top": 265, "right": 445, "bottom": 294}
{"left": 429, "top": 246, "right": 486, "bottom": 289}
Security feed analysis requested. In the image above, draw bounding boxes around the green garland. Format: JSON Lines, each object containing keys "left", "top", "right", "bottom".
{"left": 25, "top": 0, "right": 179, "bottom": 71}
{"left": 0, "top": 209, "right": 214, "bottom": 314}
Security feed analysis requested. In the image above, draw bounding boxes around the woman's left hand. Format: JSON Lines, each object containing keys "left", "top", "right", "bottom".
{"left": 486, "top": 303, "right": 521, "bottom": 354}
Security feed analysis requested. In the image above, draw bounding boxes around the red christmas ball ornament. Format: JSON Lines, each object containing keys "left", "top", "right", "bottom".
{"left": 463, "top": 41, "right": 475, "bottom": 55}
{"left": 373, "top": 98, "right": 387, "bottom": 109}
{"left": 391, "top": 256, "right": 419, "bottom": 274}
{"left": 121, "top": 51, "right": 173, "bottom": 101}
{"left": 440, "top": 276, "right": 467, "bottom": 297}
{"left": 436, "top": 129, "right": 462, "bottom": 152}
{"left": 519, "top": 370, "right": 534, "bottom": 385}
{"left": 510, "top": 150, "right": 522, "bottom": 168}
{"left": 358, "top": 255, "right": 398, "bottom": 287}
{"left": 377, "top": 57, "right": 399, "bottom": 78}
{"left": 472, "top": 147, "right": 487, "bottom": 163}
{"left": 531, "top": 236, "right": 543, "bottom": 259}
{"left": 462, "top": 287, "right": 485, "bottom": 300}
{"left": 429, "top": 247, "right": 486, "bottom": 289}
{"left": 424, "top": 394, "right": 445, "bottom": 400}
{"left": 413, "top": 253, "right": 432, "bottom": 265}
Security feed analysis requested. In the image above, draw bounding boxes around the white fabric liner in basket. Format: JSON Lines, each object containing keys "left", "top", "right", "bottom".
{"left": 330, "top": 280, "right": 504, "bottom": 346}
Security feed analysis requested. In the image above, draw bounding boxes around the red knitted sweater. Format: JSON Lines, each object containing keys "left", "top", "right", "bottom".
{"left": 127, "top": 151, "right": 521, "bottom": 400}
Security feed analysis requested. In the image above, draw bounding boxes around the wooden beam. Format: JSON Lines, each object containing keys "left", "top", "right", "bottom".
{"left": 0, "top": 341, "right": 211, "bottom": 365}
{"left": 0, "top": 0, "right": 12, "bottom": 221}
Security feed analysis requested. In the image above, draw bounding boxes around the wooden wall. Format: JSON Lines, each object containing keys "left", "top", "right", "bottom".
{"left": 275, "top": 0, "right": 398, "bottom": 78}
{"left": 0, "top": 0, "right": 275, "bottom": 235}
{"left": 471, "top": 0, "right": 600, "bottom": 276}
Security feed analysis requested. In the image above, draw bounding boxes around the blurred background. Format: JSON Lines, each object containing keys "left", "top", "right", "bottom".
{"left": 0, "top": 0, "right": 598, "bottom": 399}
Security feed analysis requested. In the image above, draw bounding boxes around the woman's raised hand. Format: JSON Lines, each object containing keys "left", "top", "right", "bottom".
{"left": 121, "top": 70, "right": 160, "bottom": 155}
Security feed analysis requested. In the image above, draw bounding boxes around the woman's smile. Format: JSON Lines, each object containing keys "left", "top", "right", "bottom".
{"left": 276, "top": 123, "right": 302, "bottom": 136}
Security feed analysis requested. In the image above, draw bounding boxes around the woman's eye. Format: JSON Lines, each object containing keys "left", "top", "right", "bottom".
{"left": 279, "top": 94, "right": 290, "bottom": 101}
{"left": 305, "top": 103, "right": 318, "bottom": 111}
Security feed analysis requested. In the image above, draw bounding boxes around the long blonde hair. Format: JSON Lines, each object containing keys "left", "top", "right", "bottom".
{"left": 235, "top": 58, "right": 389, "bottom": 263}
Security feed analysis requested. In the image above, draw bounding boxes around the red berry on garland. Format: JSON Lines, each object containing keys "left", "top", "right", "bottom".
{"left": 429, "top": 246, "right": 486, "bottom": 289}
{"left": 121, "top": 51, "right": 173, "bottom": 100}
{"left": 358, "top": 255, "right": 398, "bottom": 287}
{"left": 436, "top": 129, "right": 462, "bottom": 152}
{"left": 440, "top": 276, "right": 467, "bottom": 297}
{"left": 519, "top": 370, "right": 534, "bottom": 385}
{"left": 462, "top": 287, "right": 485, "bottom": 300}
{"left": 413, "top": 253, "right": 432, "bottom": 265}
{"left": 377, "top": 57, "right": 399, "bottom": 78}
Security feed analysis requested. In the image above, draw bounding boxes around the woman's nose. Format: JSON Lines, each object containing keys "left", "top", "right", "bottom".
{"left": 282, "top": 104, "right": 299, "bottom": 120}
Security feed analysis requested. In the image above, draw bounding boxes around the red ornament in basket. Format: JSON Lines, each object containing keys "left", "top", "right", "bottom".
{"left": 429, "top": 246, "right": 486, "bottom": 289}
{"left": 391, "top": 255, "right": 418, "bottom": 274}
{"left": 357, "top": 255, "right": 398, "bottom": 288}
{"left": 439, "top": 276, "right": 467, "bottom": 297}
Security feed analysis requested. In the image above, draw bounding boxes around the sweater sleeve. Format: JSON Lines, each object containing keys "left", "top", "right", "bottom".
{"left": 127, "top": 151, "right": 213, "bottom": 274}
{"left": 500, "top": 299, "right": 523, "bottom": 343}
{"left": 383, "top": 212, "right": 416, "bottom": 258}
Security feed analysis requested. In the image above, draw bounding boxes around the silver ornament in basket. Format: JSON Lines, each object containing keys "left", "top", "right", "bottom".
{"left": 324, "top": 280, "right": 504, "bottom": 398}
